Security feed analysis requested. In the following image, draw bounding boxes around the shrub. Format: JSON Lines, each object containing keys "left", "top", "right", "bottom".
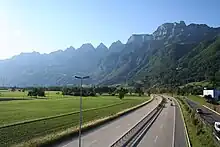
{"left": 192, "top": 117, "right": 199, "bottom": 125}
{"left": 118, "top": 92, "right": 124, "bottom": 99}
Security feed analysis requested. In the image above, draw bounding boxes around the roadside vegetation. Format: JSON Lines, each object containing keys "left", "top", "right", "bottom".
{"left": 176, "top": 96, "right": 218, "bottom": 147}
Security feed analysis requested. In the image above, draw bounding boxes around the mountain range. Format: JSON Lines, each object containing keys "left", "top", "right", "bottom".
{"left": 0, "top": 21, "right": 220, "bottom": 87}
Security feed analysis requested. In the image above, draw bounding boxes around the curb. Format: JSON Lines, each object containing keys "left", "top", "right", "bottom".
{"left": 203, "top": 105, "right": 220, "bottom": 116}
{"left": 172, "top": 97, "right": 191, "bottom": 147}
{"left": 16, "top": 97, "right": 154, "bottom": 147}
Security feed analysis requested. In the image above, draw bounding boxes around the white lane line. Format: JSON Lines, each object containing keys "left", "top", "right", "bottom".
{"left": 88, "top": 140, "right": 97, "bottom": 147}
{"left": 172, "top": 98, "right": 176, "bottom": 147}
{"left": 154, "top": 136, "right": 158, "bottom": 143}
{"left": 160, "top": 124, "right": 164, "bottom": 129}
{"left": 63, "top": 141, "right": 75, "bottom": 147}
{"left": 116, "top": 125, "right": 120, "bottom": 129}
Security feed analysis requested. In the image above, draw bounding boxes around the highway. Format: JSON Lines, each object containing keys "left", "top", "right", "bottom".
{"left": 136, "top": 95, "right": 187, "bottom": 147}
{"left": 56, "top": 96, "right": 162, "bottom": 147}
{"left": 185, "top": 98, "right": 220, "bottom": 144}
{"left": 186, "top": 98, "right": 220, "bottom": 125}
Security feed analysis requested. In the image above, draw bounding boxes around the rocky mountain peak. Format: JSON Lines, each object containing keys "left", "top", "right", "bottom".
{"left": 64, "top": 46, "right": 75, "bottom": 53}
{"left": 153, "top": 21, "right": 188, "bottom": 40}
{"left": 79, "top": 43, "right": 95, "bottom": 51}
{"left": 115, "top": 40, "right": 122, "bottom": 44}
{"left": 110, "top": 40, "right": 123, "bottom": 47}
{"left": 127, "top": 34, "right": 153, "bottom": 44}
{"left": 108, "top": 40, "right": 124, "bottom": 53}
{"left": 66, "top": 46, "right": 75, "bottom": 50}
{"left": 179, "top": 21, "right": 186, "bottom": 27}
{"left": 96, "top": 43, "right": 108, "bottom": 50}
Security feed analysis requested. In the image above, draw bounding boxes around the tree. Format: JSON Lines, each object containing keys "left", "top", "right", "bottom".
{"left": 147, "top": 90, "right": 151, "bottom": 96}
{"left": 118, "top": 87, "right": 125, "bottom": 99}
{"left": 135, "top": 87, "right": 144, "bottom": 96}
{"left": 128, "top": 88, "right": 134, "bottom": 95}
{"left": 27, "top": 88, "right": 45, "bottom": 97}
{"left": 11, "top": 86, "right": 16, "bottom": 92}
{"left": 38, "top": 88, "right": 45, "bottom": 97}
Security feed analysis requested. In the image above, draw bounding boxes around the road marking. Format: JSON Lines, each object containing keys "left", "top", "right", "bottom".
{"left": 160, "top": 124, "right": 164, "bottom": 129}
{"left": 88, "top": 140, "right": 97, "bottom": 147}
{"left": 172, "top": 97, "right": 176, "bottom": 147}
{"left": 116, "top": 125, "right": 120, "bottom": 129}
{"left": 63, "top": 141, "right": 75, "bottom": 147}
{"left": 154, "top": 136, "right": 158, "bottom": 143}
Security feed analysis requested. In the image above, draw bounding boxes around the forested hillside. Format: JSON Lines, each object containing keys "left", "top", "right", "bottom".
{"left": 98, "top": 22, "right": 220, "bottom": 88}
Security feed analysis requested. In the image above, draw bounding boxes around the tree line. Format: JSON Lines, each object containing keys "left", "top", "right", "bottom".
{"left": 24, "top": 85, "right": 146, "bottom": 98}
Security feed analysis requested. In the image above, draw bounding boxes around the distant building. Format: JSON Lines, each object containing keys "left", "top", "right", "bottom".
{"left": 203, "top": 89, "right": 220, "bottom": 100}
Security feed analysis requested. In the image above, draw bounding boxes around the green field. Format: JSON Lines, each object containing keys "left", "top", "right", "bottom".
{"left": 188, "top": 95, "right": 207, "bottom": 105}
{"left": 0, "top": 93, "right": 149, "bottom": 146}
{"left": 0, "top": 90, "right": 64, "bottom": 98}
{"left": 0, "top": 90, "right": 28, "bottom": 98}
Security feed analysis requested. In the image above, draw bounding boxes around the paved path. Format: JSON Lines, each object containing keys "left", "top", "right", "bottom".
{"left": 56, "top": 96, "right": 162, "bottom": 147}
{"left": 137, "top": 95, "right": 187, "bottom": 147}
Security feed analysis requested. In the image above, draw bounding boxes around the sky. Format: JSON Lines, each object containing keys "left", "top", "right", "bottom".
{"left": 0, "top": 0, "right": 219, "bottom": 59}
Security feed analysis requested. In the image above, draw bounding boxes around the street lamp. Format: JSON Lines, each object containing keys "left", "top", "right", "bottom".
{"left": 75, "top": 75, "right": 90, "bottom": 147}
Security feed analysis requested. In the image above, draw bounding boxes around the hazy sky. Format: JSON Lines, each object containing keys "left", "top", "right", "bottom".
{"left": 0, "top": 0, "right": 219, "bottom": 59}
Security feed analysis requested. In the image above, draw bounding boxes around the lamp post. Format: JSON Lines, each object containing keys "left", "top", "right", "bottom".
{"left": 75, "top": 76, "right": 90, "bottom": 147}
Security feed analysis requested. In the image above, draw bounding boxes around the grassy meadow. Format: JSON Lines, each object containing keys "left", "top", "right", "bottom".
{"left": 0, "top": 90, "right": 64, "bottom": 98}
{"left": 0, "top": 90, "right": 149, "bottom": 146}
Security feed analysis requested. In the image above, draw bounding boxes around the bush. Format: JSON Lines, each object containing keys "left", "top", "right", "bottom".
{"left": 192, "top": 117, "right": 199, "bottom": 125}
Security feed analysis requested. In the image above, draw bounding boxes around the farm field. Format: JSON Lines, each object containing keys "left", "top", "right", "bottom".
{"left": 0, "top": 93, "right": 149, "bottom": 146}
{"left": 0, "top": 90, "right": 64, "bottom": 99}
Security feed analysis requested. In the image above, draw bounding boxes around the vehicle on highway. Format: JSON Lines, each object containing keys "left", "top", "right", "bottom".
{"left": 196, "top": 108, "right": 203, "bottom": 114}
{"left": 214, "top": 122, "right": 220, "bottom": 141}
{"left": 170, "top": 103, "right": 173, "bottom": 106}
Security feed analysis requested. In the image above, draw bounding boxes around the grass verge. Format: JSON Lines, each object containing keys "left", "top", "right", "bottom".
{"left": 176, "top": 96, "right": 218, "bottom": 147}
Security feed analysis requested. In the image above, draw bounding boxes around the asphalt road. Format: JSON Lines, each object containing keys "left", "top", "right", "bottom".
{"left": 185, "top": 98, "right": 220, "bottom": 125}
{"left": 137, "top": 95, "right": 187, "bottom": 147}
{"left": 56, "top": 96, "right": 162, "bottom": 147}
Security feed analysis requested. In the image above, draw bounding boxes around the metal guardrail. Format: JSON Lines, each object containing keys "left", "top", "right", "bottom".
{"left": 110, "top": 97, "right": 164, "bottom": 147}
